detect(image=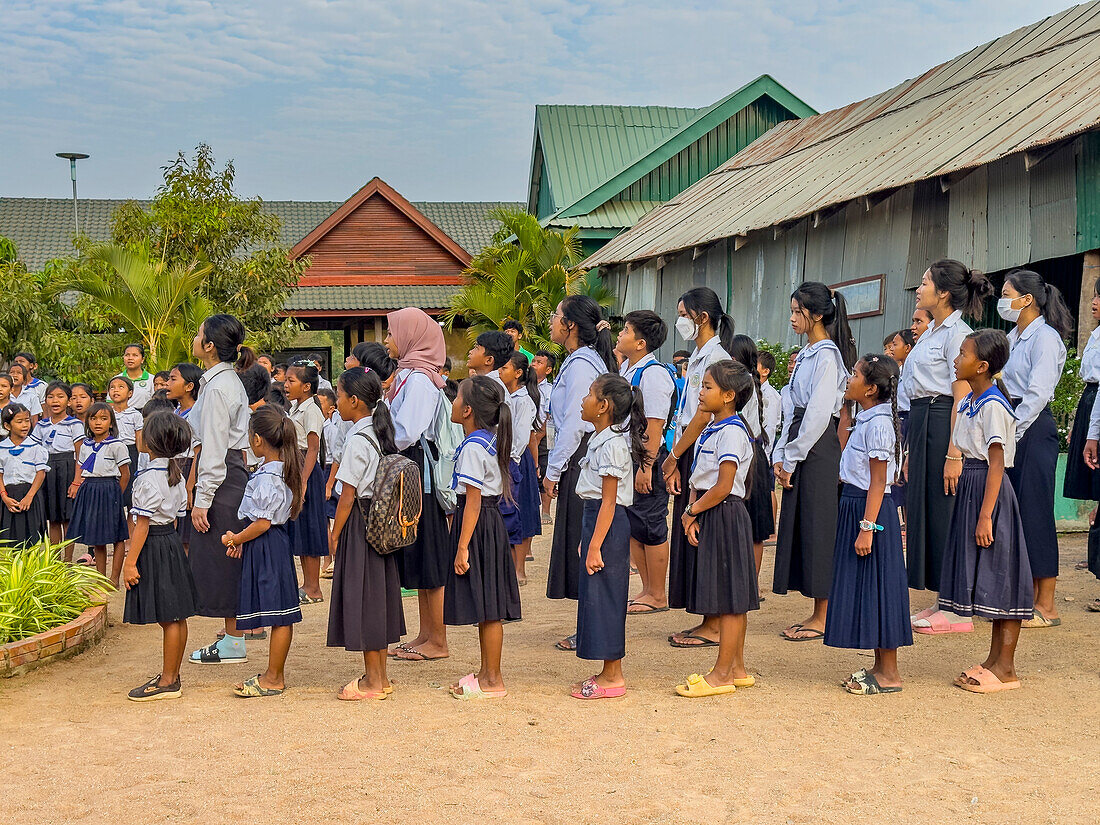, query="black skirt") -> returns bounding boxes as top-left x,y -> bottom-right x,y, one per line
905,396 -> 956,591
746,439 -> 775,543
290,457 -> 328,557
44,451 -> 75,523
444,494 -> 521,625
576,500 -> 631,661
0,482 -> 46,546
69,477 -> 128,546
689,495 -> 759,616
175,457 -> 193,545
396,441 -> 451,590
1005,404 -> 1059,579
123,525 -> 198,625
773,409 -> 840,599
237,523 -> 302,630
546,434 -> 591,601
327,500 -> 406,650
938,460 -> 1034,620
667,449 -> 696,609
1064,383 -> 1100,500
824,485 -> 913,650
123,443 -> 139,508
188,449 -> 248,618
625,444 -> 670,546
